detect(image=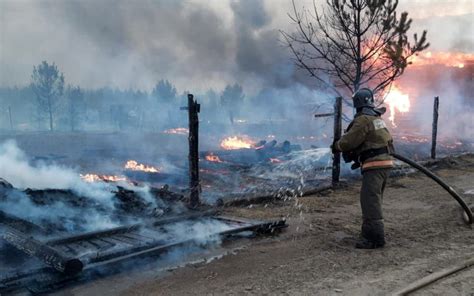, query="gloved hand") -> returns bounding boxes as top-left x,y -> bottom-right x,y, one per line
330,141 -> 340,154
